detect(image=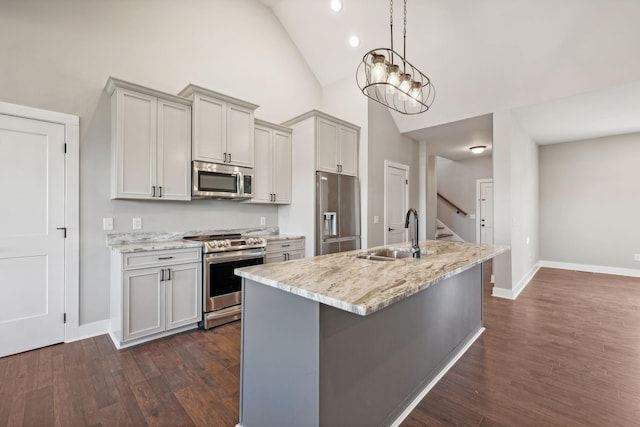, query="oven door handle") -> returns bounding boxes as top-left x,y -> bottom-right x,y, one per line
205,253 -> 264,264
